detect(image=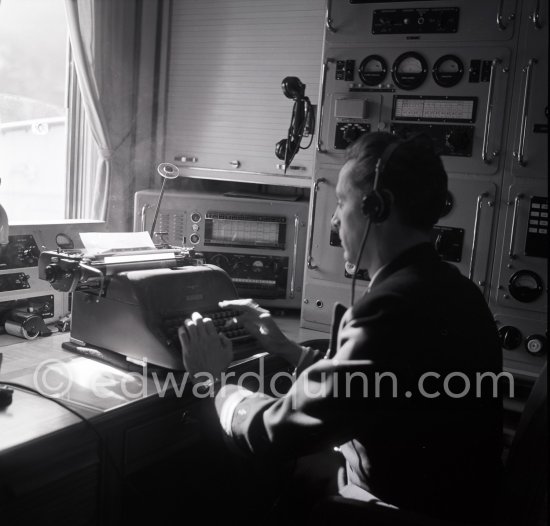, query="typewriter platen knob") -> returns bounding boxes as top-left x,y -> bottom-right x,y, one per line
44,264 -> 59,282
